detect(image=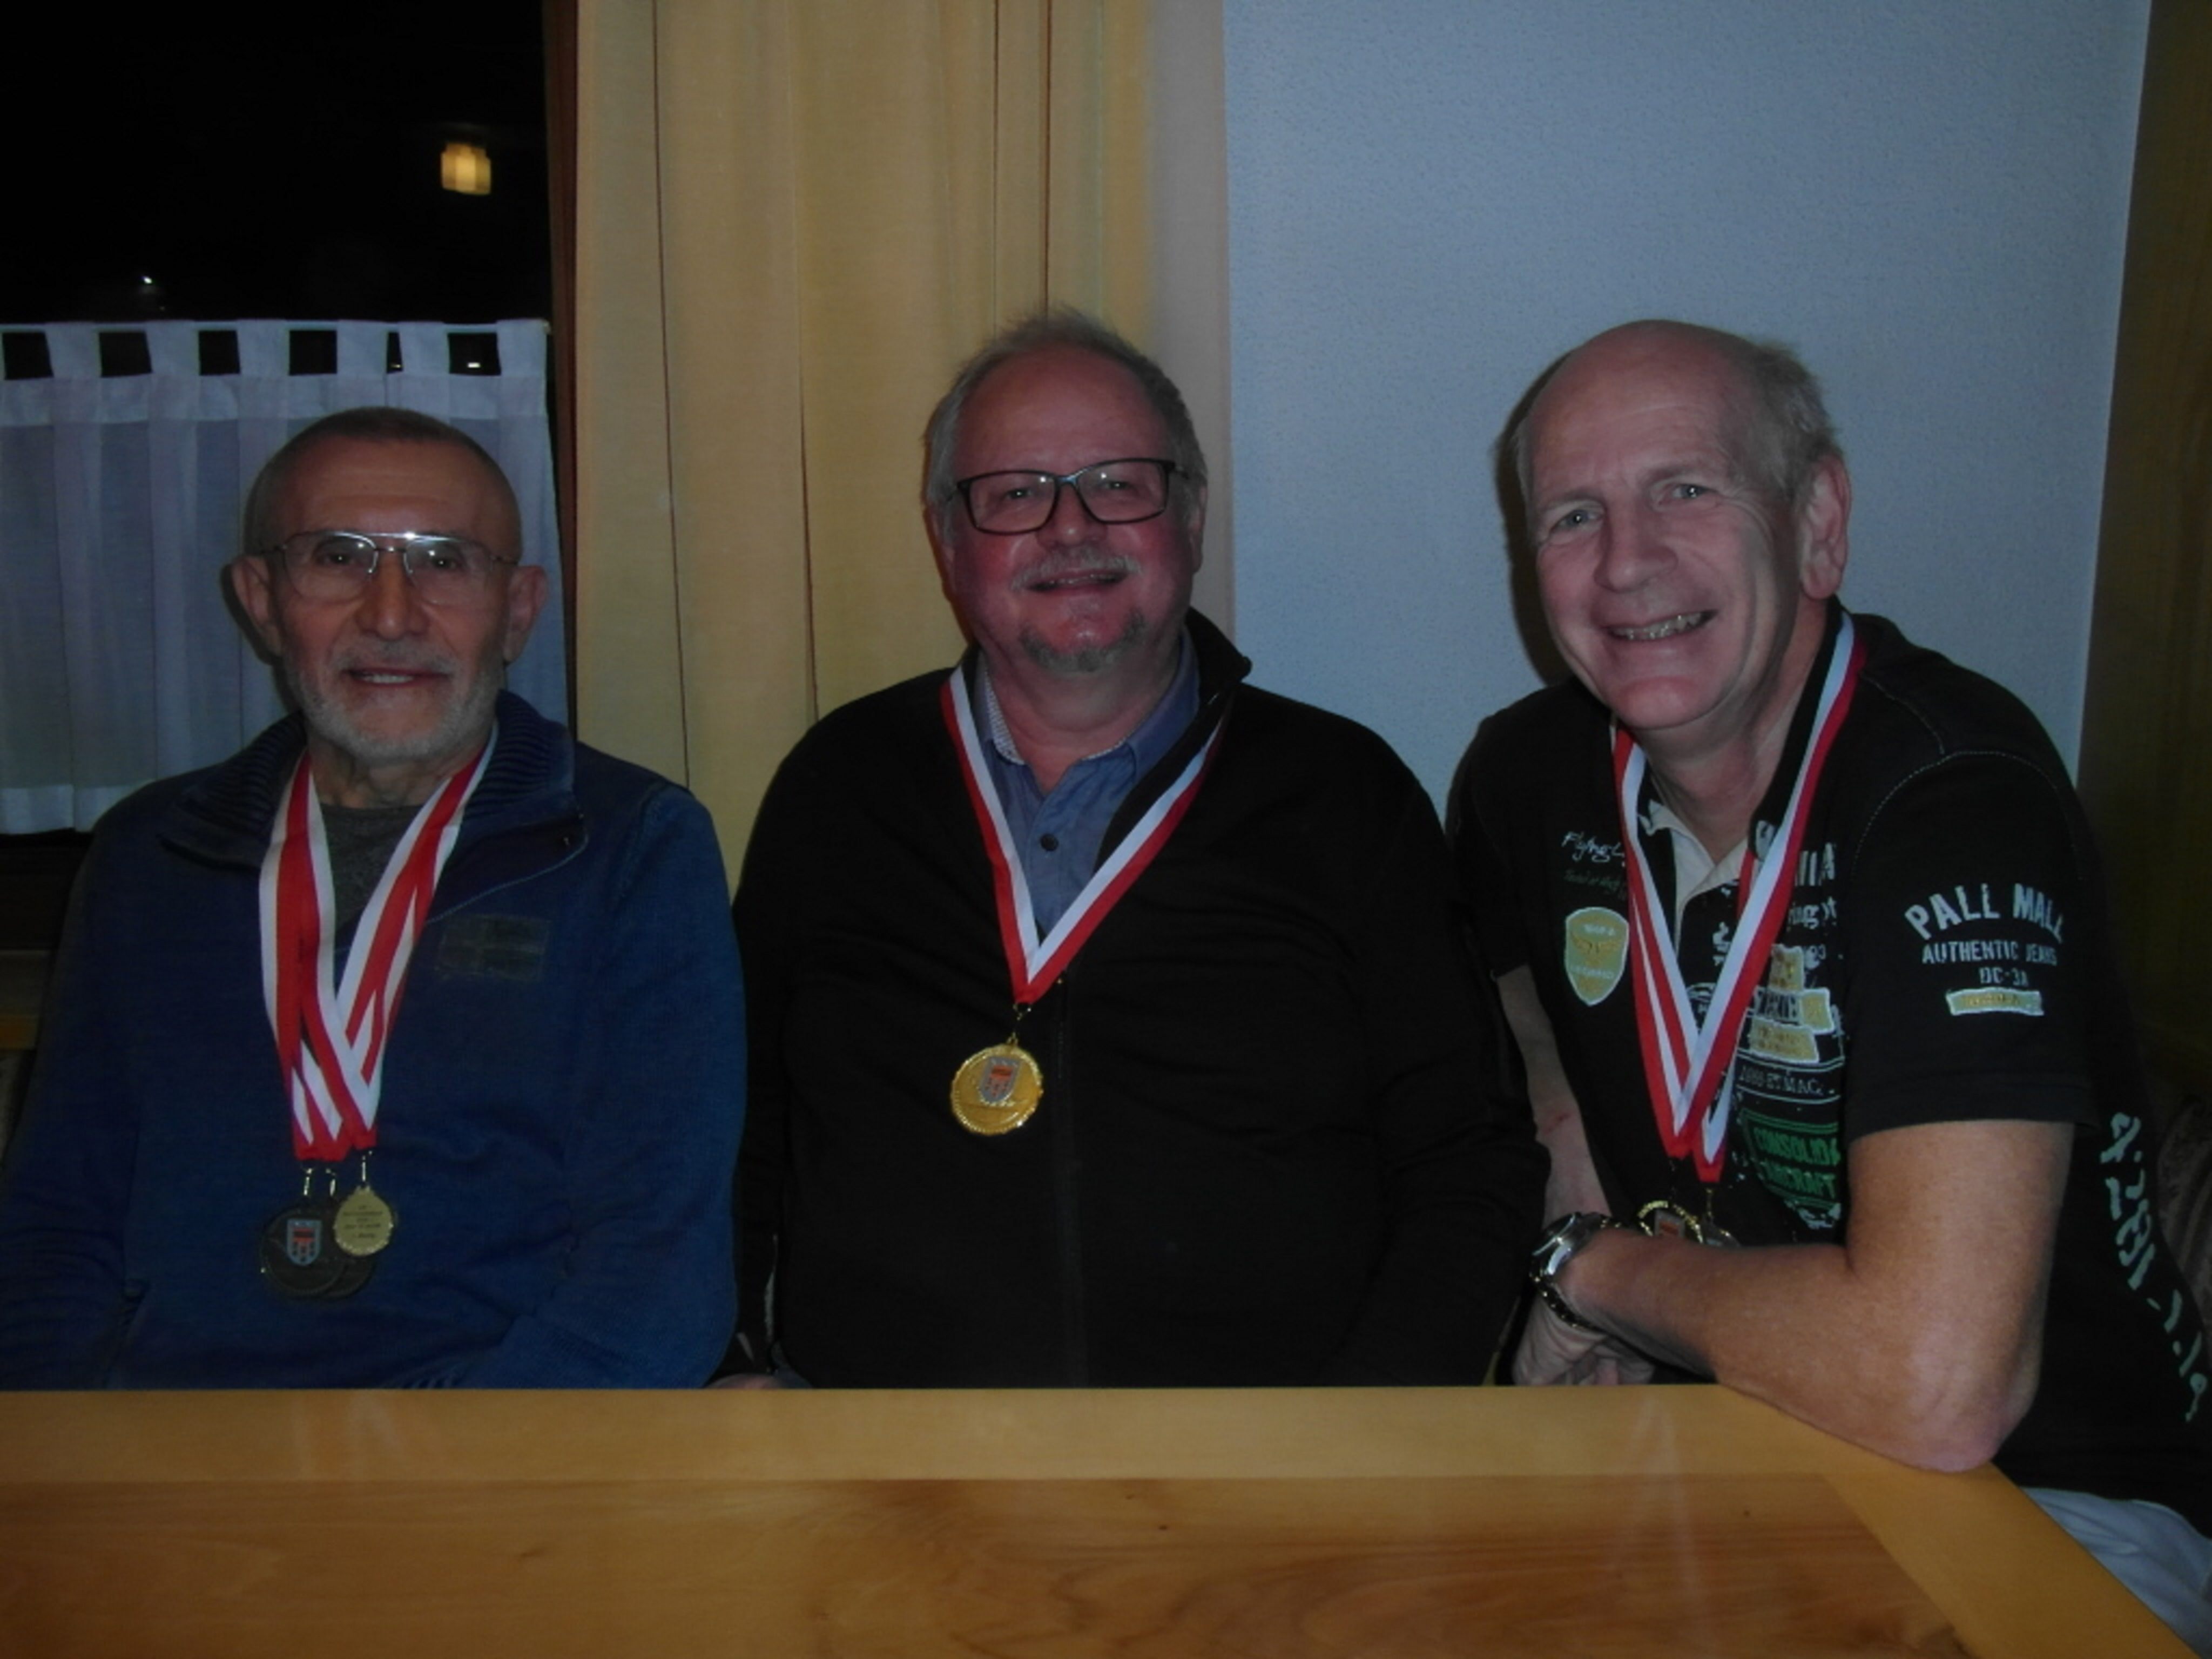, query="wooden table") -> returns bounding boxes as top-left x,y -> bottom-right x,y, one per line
0,1386 -> 2184,1657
